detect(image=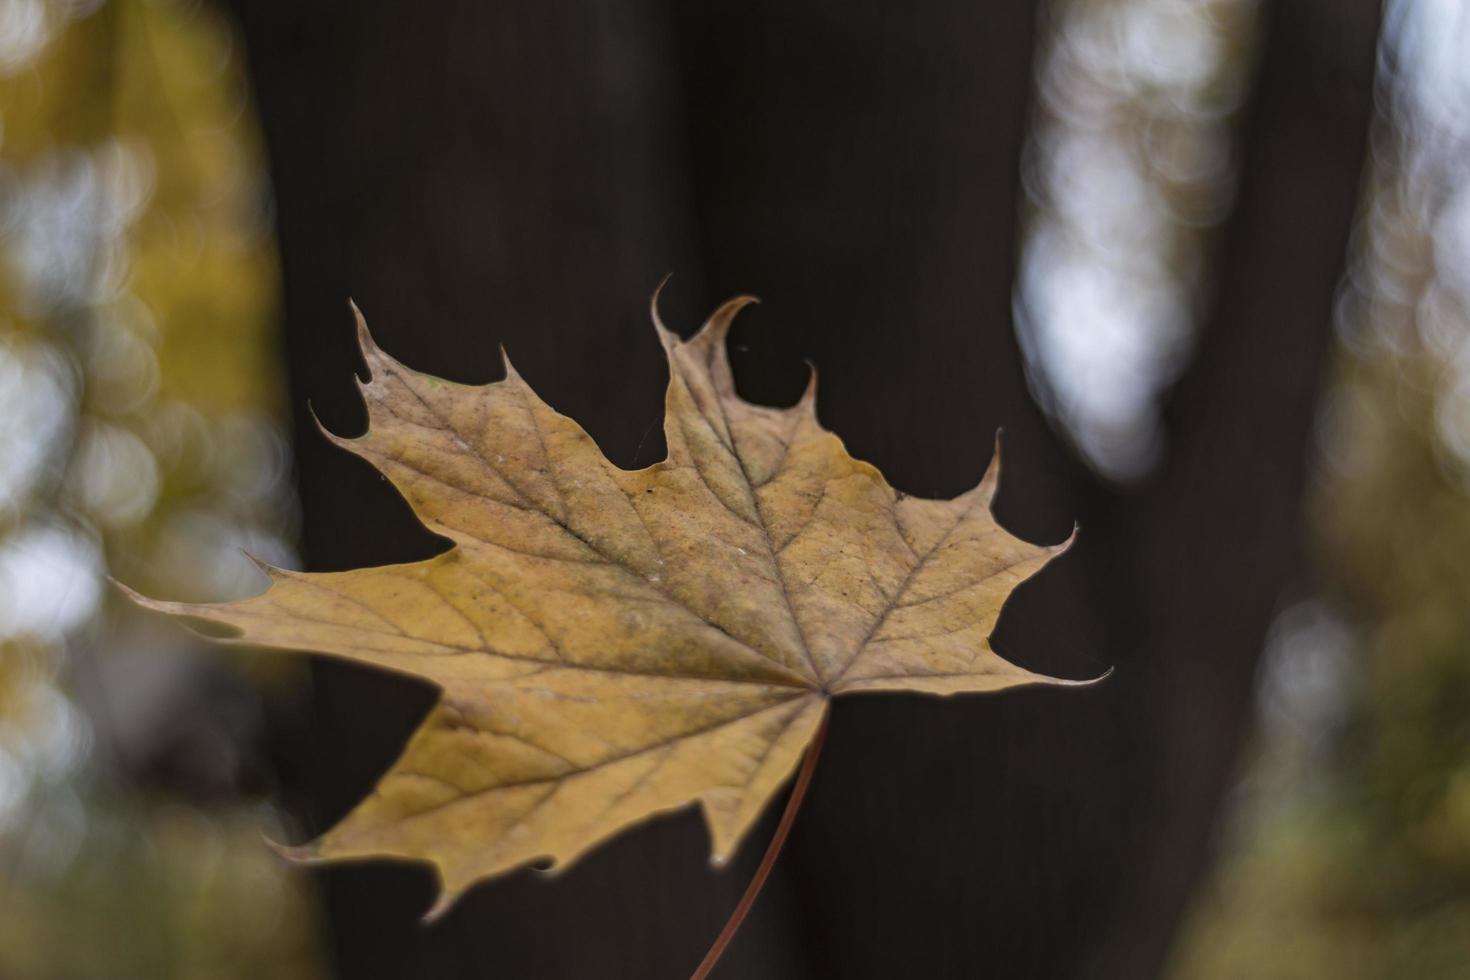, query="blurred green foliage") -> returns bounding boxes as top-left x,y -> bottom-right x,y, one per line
1168,11 -> 1470,970
1167,344 -> 1470,976
0,800 -> 319,980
